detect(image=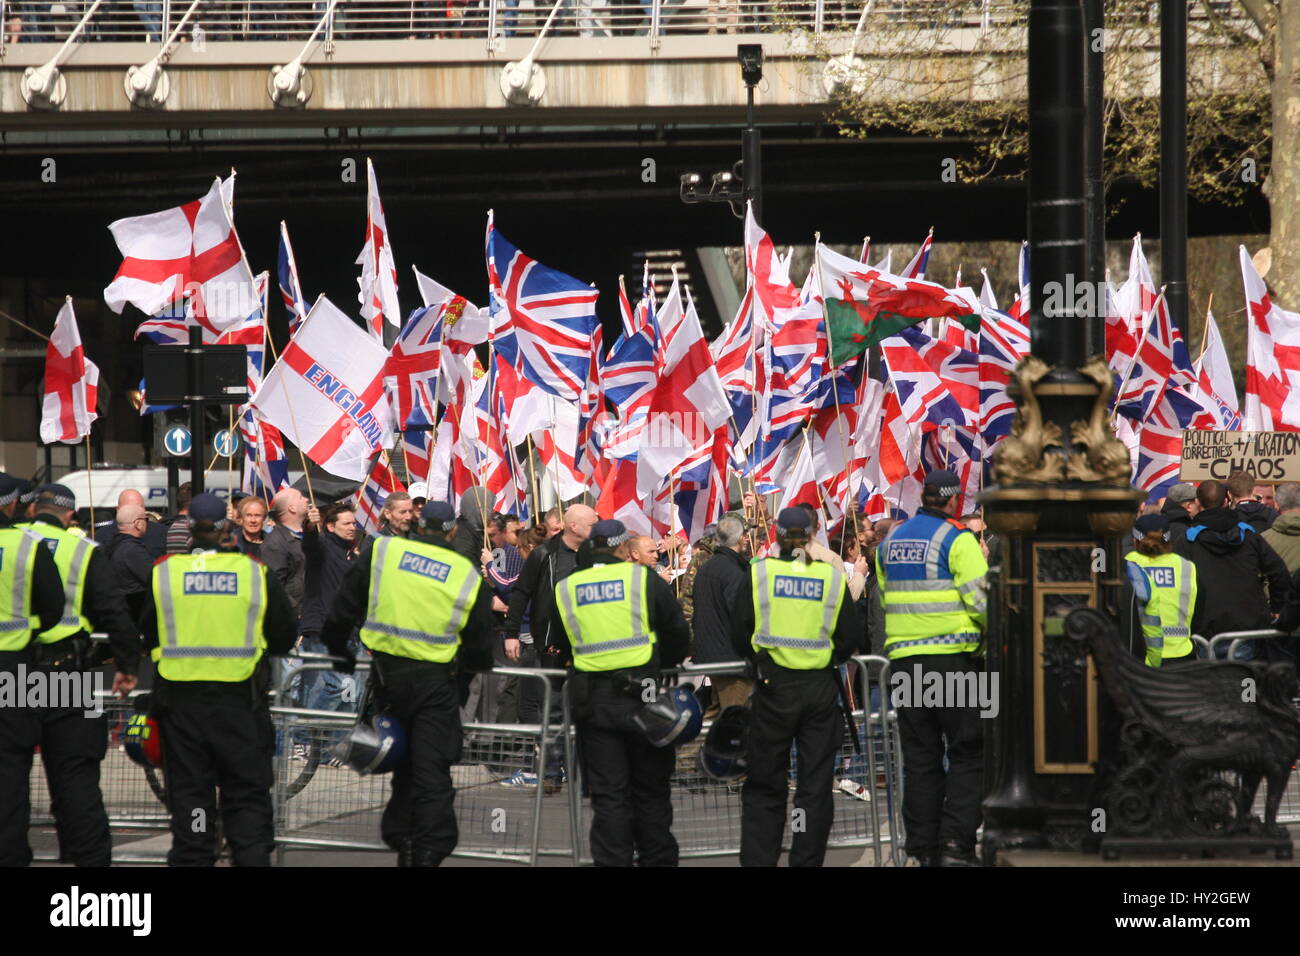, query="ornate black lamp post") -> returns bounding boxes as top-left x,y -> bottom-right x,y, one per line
978,0 -> 1145,861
